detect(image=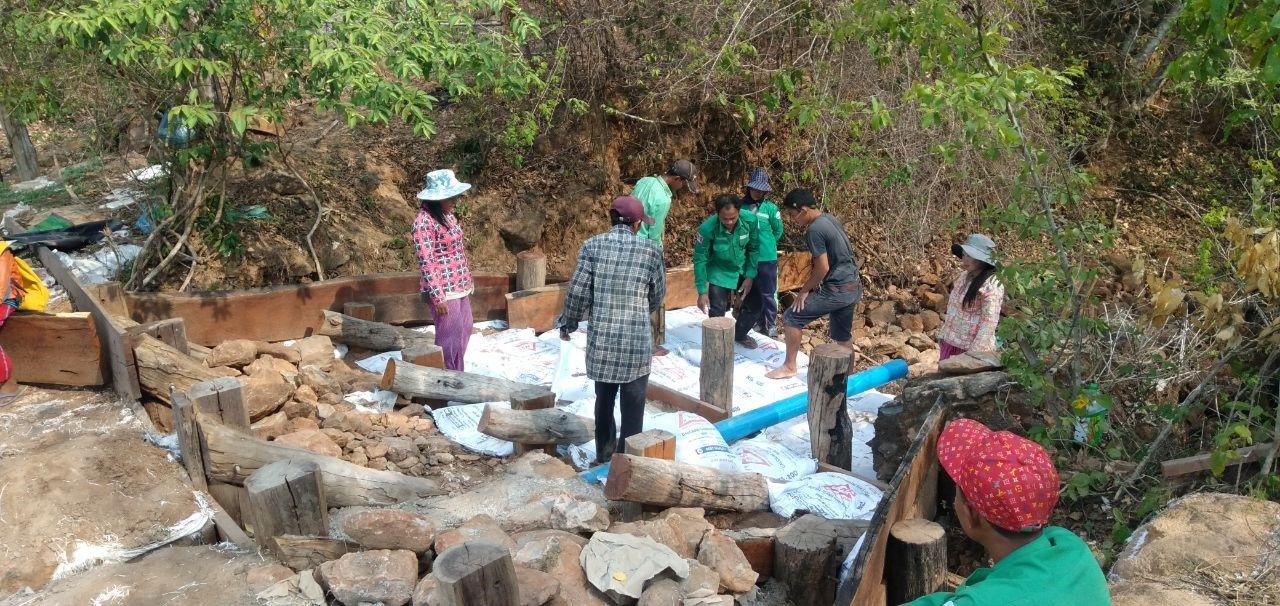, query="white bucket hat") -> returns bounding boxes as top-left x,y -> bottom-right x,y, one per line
416,169 -> 471,201
952,233 -> 996,265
